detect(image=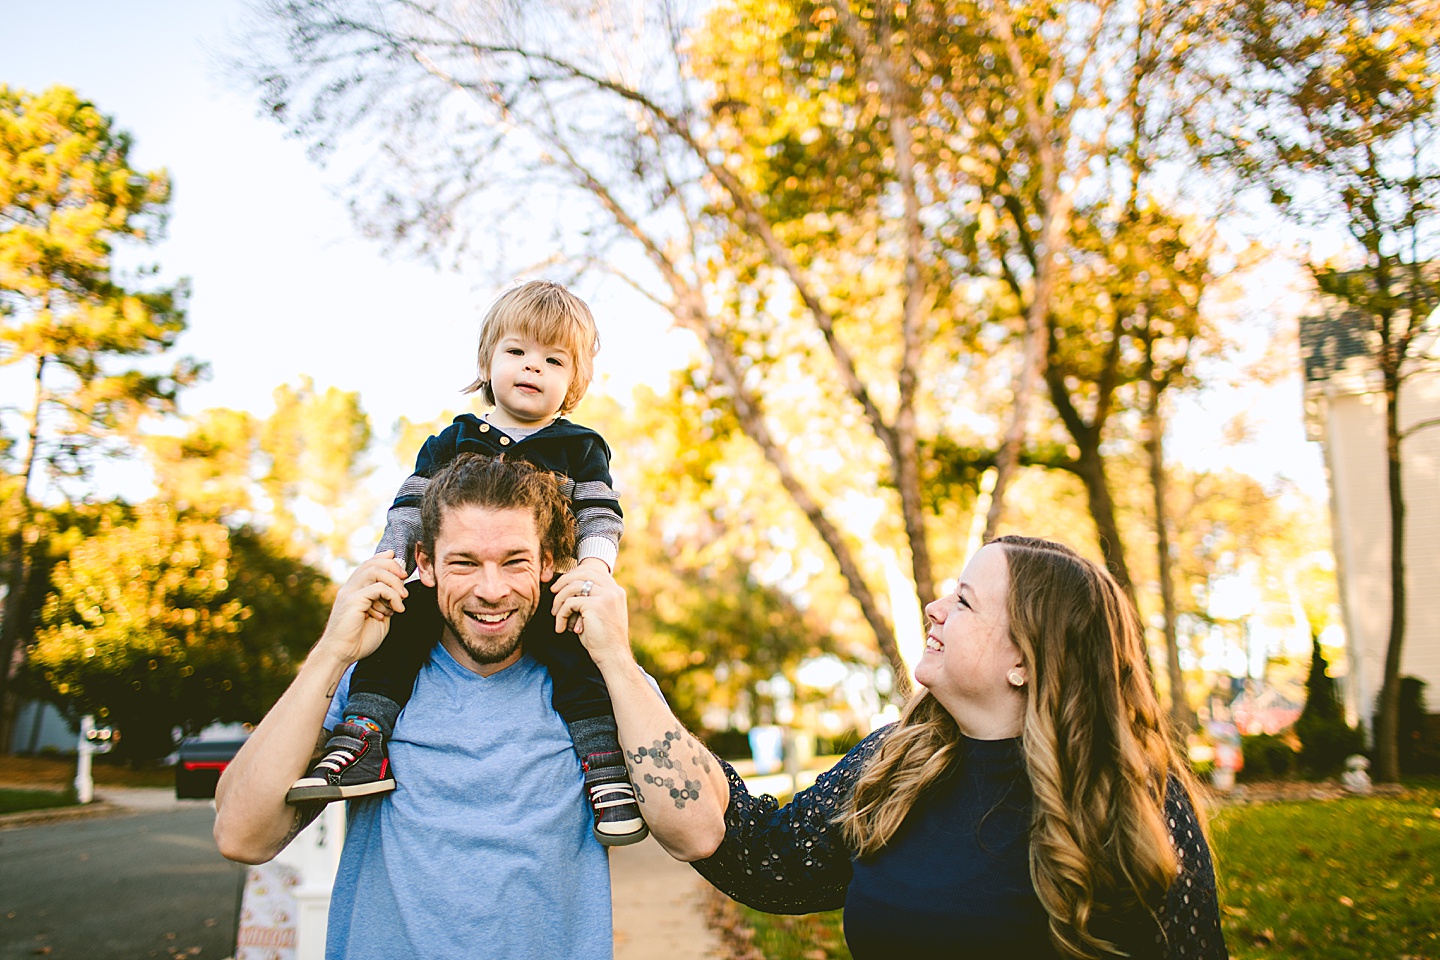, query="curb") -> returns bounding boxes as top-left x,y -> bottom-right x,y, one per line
0,799 -> 123,831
